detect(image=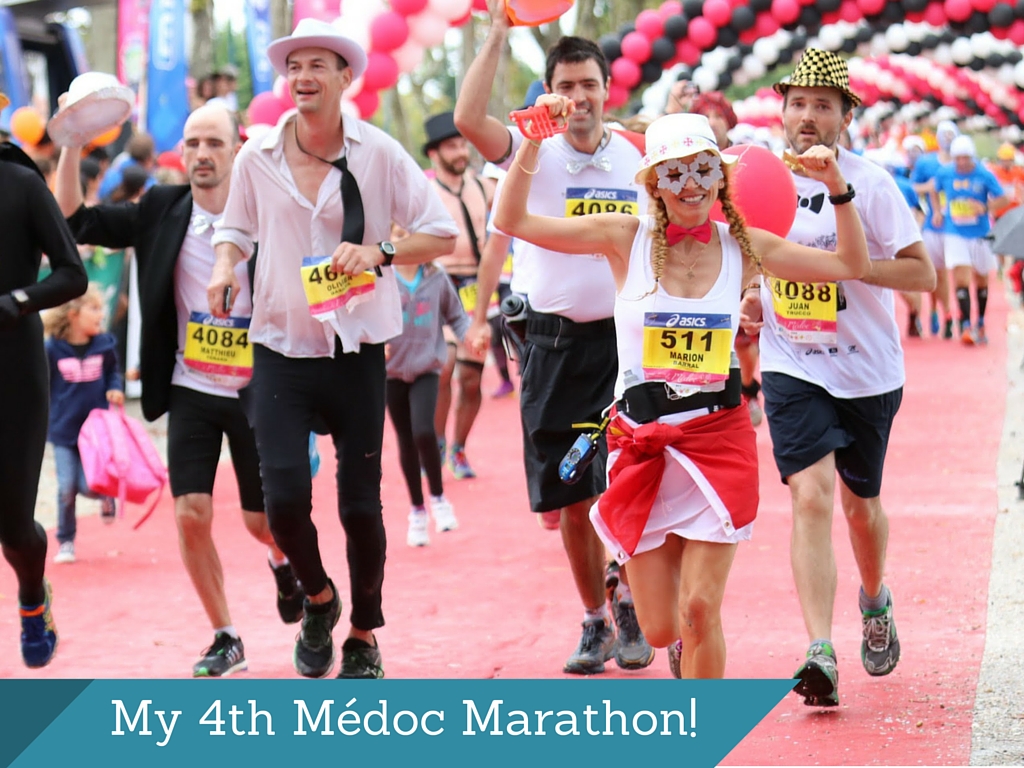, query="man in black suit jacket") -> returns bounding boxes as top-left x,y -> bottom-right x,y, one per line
54,104 -> 301,677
